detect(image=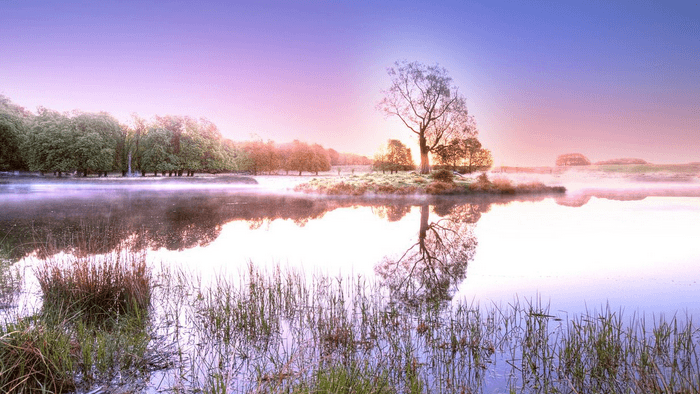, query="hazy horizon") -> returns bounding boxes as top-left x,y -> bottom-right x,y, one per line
2,0 -> 697,167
